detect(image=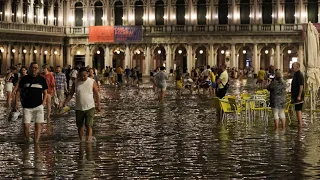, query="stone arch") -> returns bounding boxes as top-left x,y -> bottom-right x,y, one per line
90,0 -> 105,6
110,0 -> 125,5
71,45 -> 86,55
